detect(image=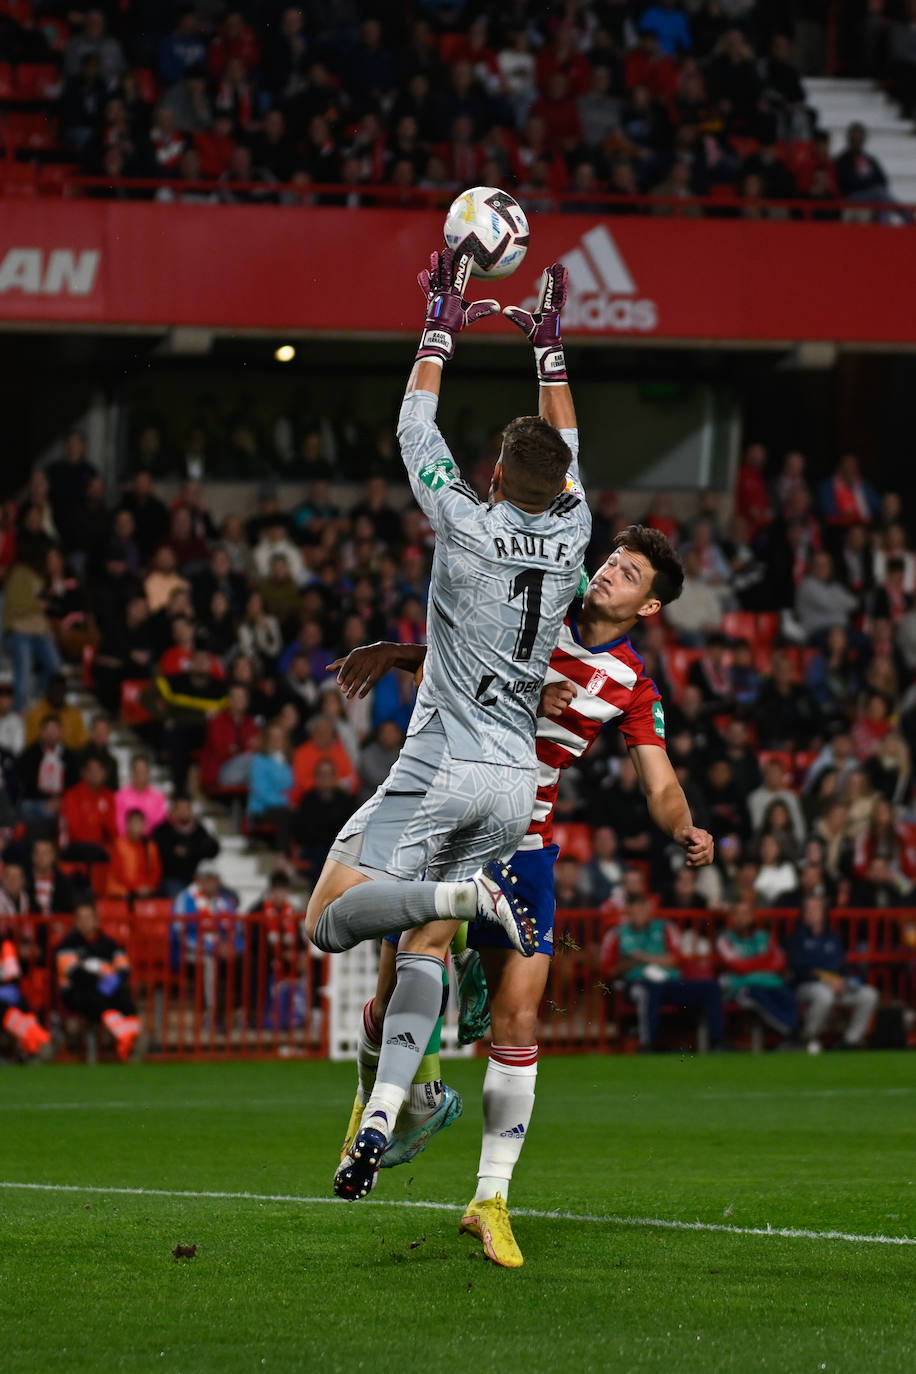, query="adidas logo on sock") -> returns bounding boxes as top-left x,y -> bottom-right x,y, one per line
385,1031 -> 419,1050
499,1123 -> 526,1138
